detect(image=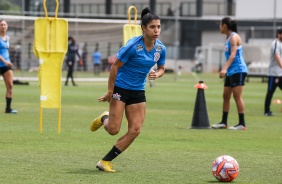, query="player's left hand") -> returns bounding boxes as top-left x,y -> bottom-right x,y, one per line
98,92 -> 112,102
79,59 -> 83,65
219,69 -> 226,78
148,70 -> 158,80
